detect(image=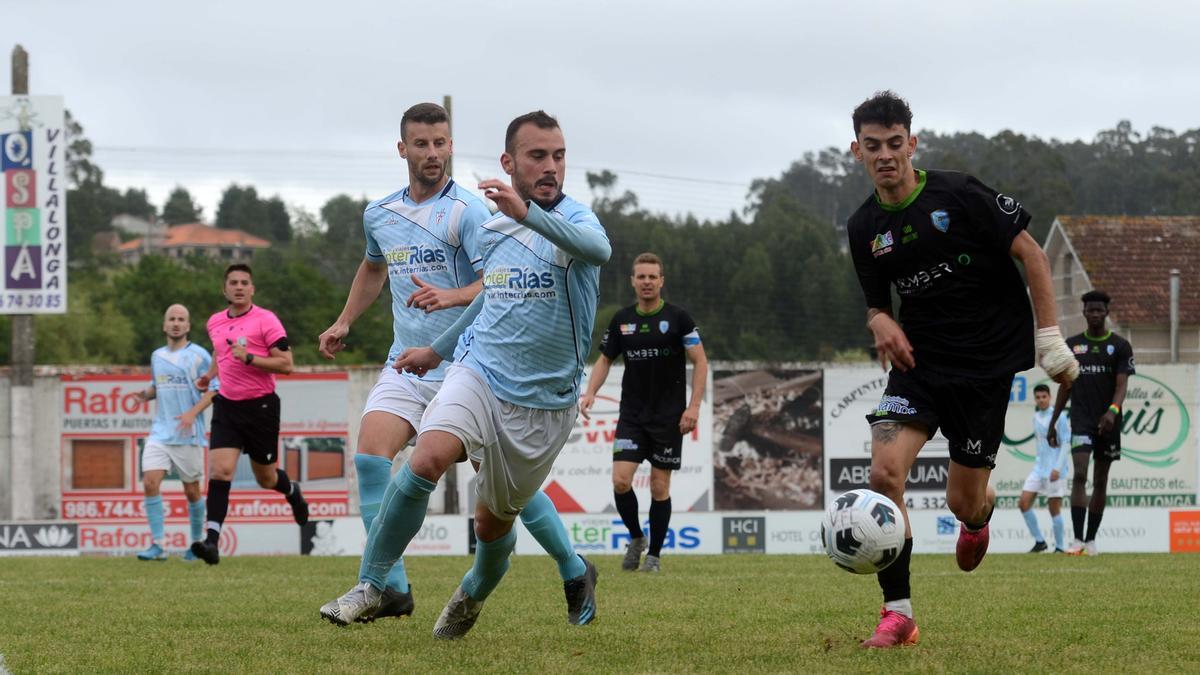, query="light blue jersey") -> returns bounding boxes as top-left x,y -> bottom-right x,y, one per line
1032,407 -> 1071,480
149,343 -> 213,446
364,179 -> 491,380
453,195 -> 609,410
